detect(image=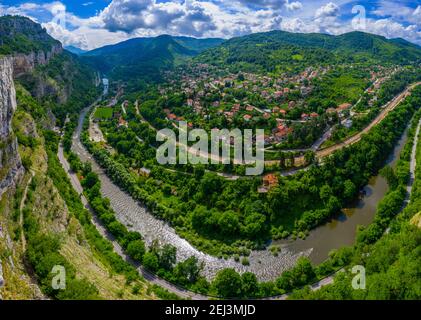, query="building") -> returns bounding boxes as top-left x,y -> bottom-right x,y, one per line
118,117 -> 128,128
258,174 -> 279,193
243,114 -> 252,121
288,101 -> 296,109
336,103 -> 352,117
